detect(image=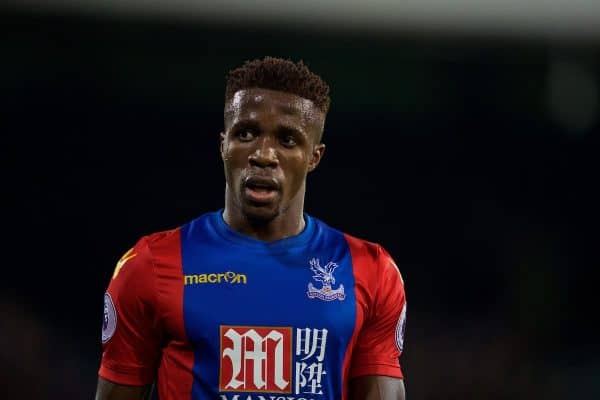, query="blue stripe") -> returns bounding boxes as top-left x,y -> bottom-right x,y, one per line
181,211 -> 357,399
